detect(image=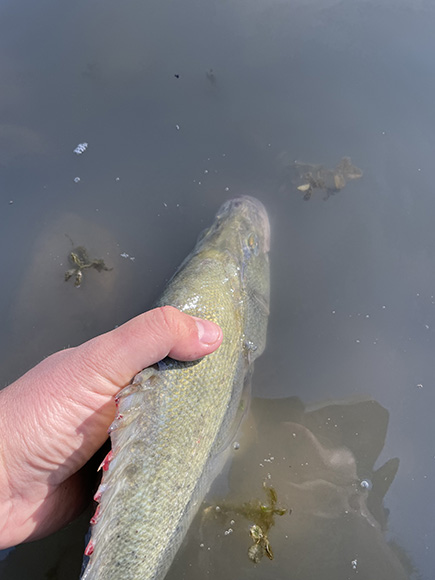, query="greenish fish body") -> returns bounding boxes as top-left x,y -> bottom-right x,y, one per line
81,196 -> 270,579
